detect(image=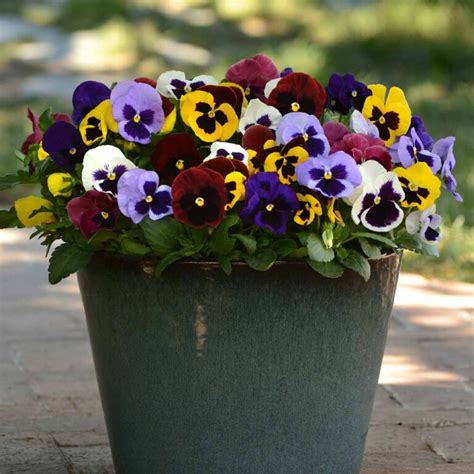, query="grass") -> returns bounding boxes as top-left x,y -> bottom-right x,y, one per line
0,0 -> 472,280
